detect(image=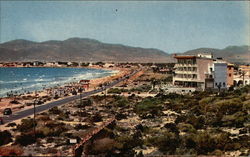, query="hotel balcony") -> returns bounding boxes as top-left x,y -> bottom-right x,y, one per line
175,70 -> 197,74
173,77 -> 198,82
174,63 -> 197,68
